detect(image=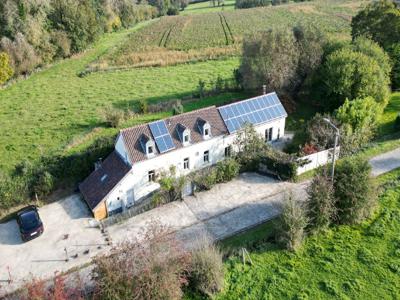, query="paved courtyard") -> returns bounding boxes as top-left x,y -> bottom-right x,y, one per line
1,147 -> 400,296
0,195 -> 108,295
